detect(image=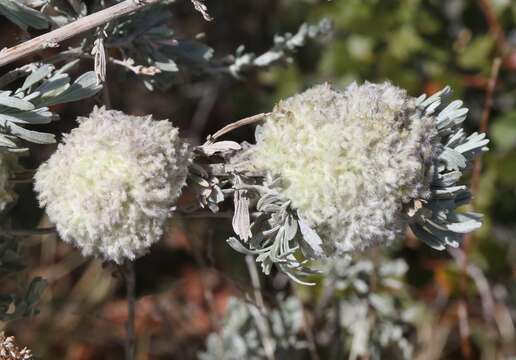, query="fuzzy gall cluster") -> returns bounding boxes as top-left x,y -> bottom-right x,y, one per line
242,82 -> 487,259
249,82 -> 438,255
34,107 -> 191,263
